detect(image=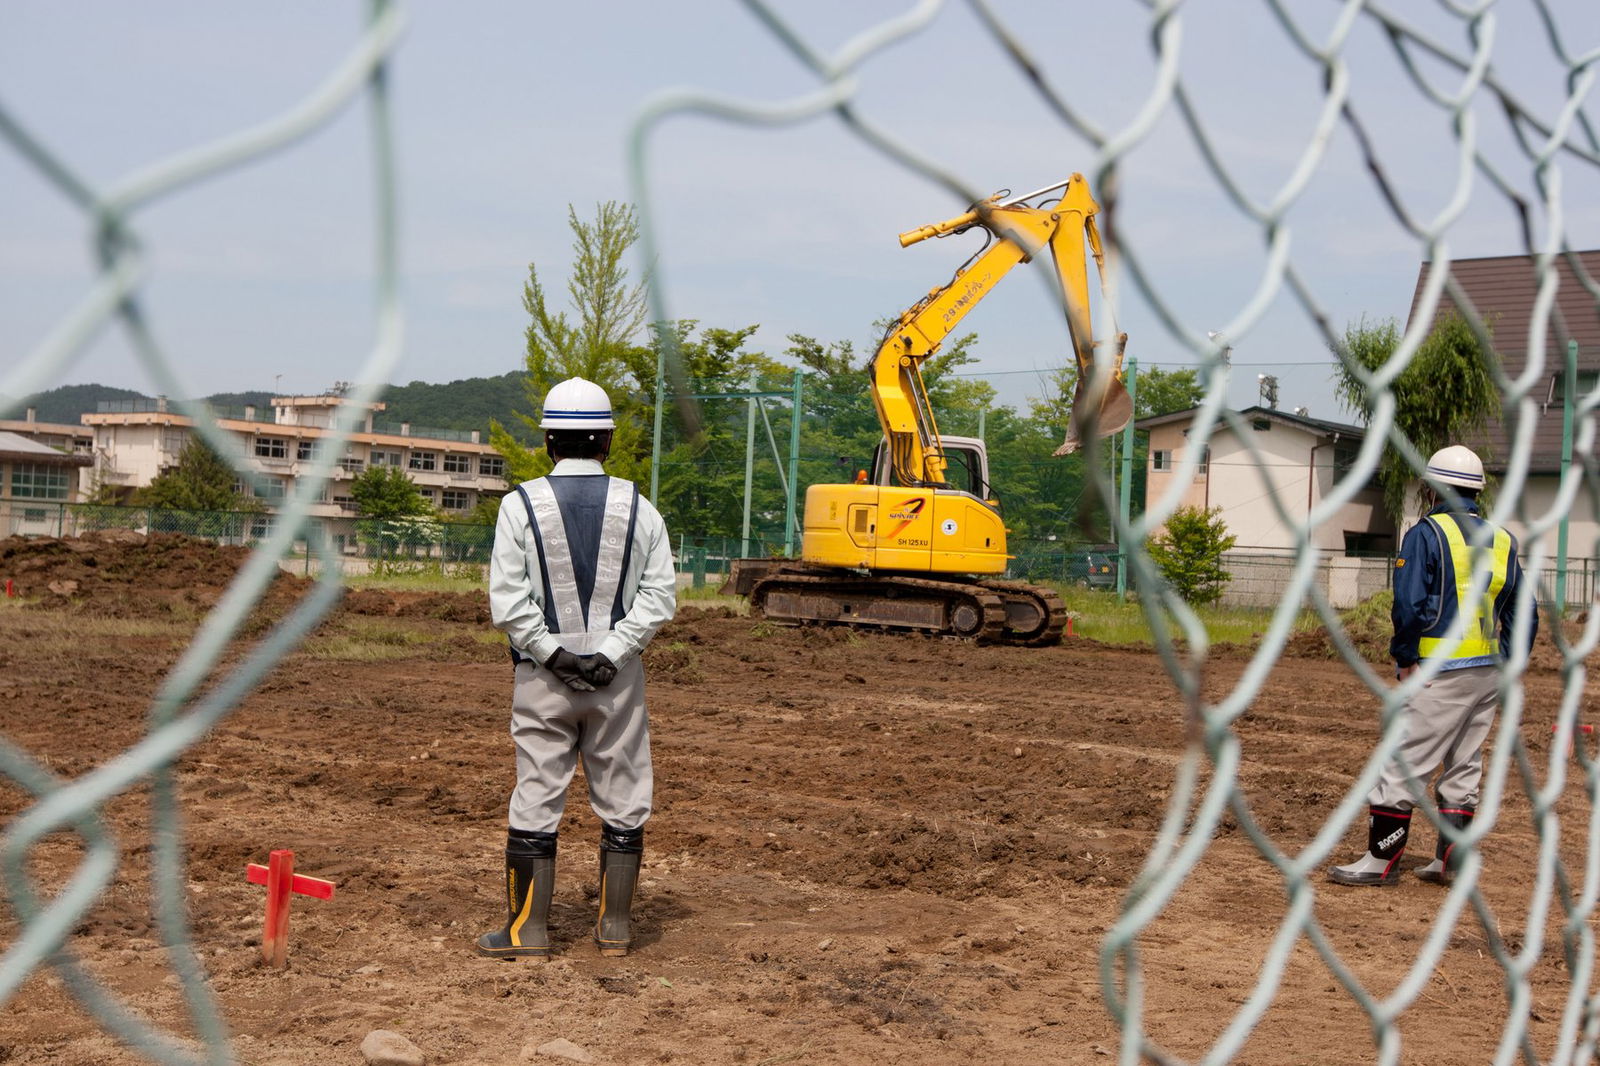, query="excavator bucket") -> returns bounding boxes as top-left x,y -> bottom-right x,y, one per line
1054,336 -> 1133,456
